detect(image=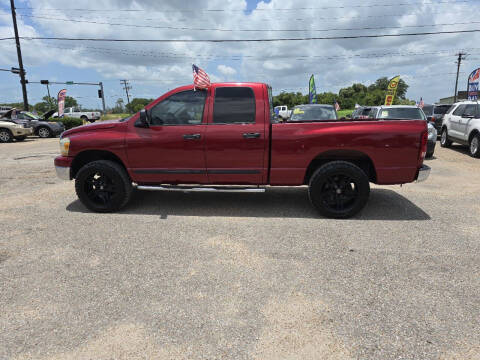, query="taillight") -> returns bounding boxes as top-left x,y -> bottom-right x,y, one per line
418,130 -> 428,167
